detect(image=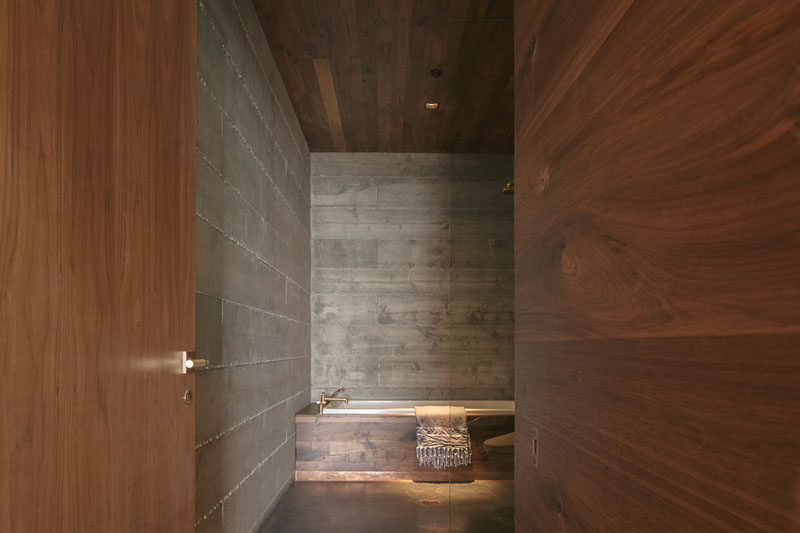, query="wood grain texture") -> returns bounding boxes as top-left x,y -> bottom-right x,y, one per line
516,335 -> 800,531
313,58 -> 347,151
515,0 -> 800,341
252,0 -> 513,153
0,1 -> 196,531
514,0 -> 800,531
295,410 -> 514,481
